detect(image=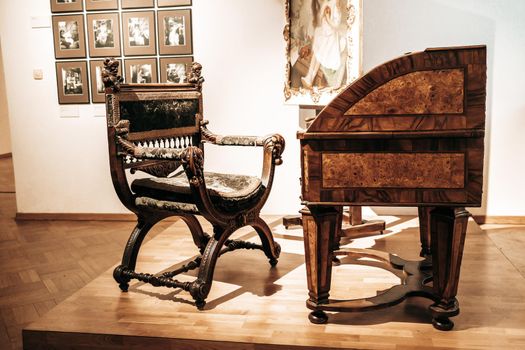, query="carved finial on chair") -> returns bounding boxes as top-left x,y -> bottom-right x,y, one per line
103,58 -> 123,93
181,146 -> 205,186
188,62 -> 205,91
264,134 -> 285,166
